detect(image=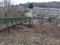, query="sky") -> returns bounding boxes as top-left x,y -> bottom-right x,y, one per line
11,0 -> 60,4
0,0 -> 60,5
